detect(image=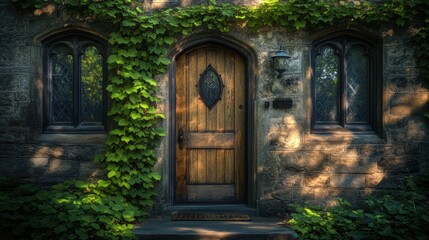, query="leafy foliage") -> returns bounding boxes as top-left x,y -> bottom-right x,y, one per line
12,0 -> 429,235
288,176 -> 429,240
0,178 -> 140,240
